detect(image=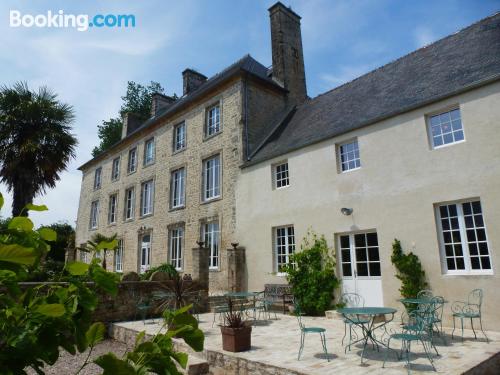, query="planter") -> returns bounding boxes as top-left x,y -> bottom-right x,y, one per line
220,325 -> 252,352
